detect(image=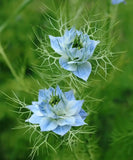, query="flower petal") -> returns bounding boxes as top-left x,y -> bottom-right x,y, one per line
63,27 -> 76,44
66,100 -> 84,116
53,125 -> 71,136
112,0 -> 125,4
38,89 -> 51,102
56,85 -> 63,97
65,90 -> 75,100
79,109 -> 88,120
27,104 -> 43,116
72,62 -> 92,81
89,40 -> 100,57
49,35 -> 64,55
48,87 -> 55,95
68,48 -> 84,62
72,115 -> 86,126
57,117 -> 75,126
45,104 -> 55,117
53,100 -> 67,115
39,103 -> 55,117
40,117 -> 57,131
76,30 -> 83,36
38,89 -> 46,102
38,101 -> 47,115
26,114 -> 42,124
80,34 -> 99,59
59,56 -> 77,71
